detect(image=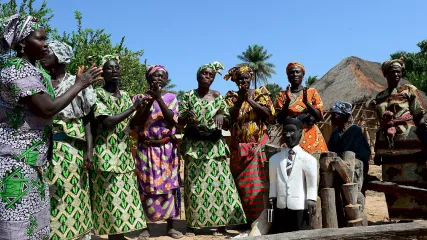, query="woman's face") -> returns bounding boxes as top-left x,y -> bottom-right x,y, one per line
103,60 -> 121,84
197,68 -> 215,88
148,70 -> 167,90
235,72 -> 251,92
22,28 -> 48,60
40,48 -> 57,72
287,66 -> 304,87
386,65 -> 402,89
331,112 -> 347,129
